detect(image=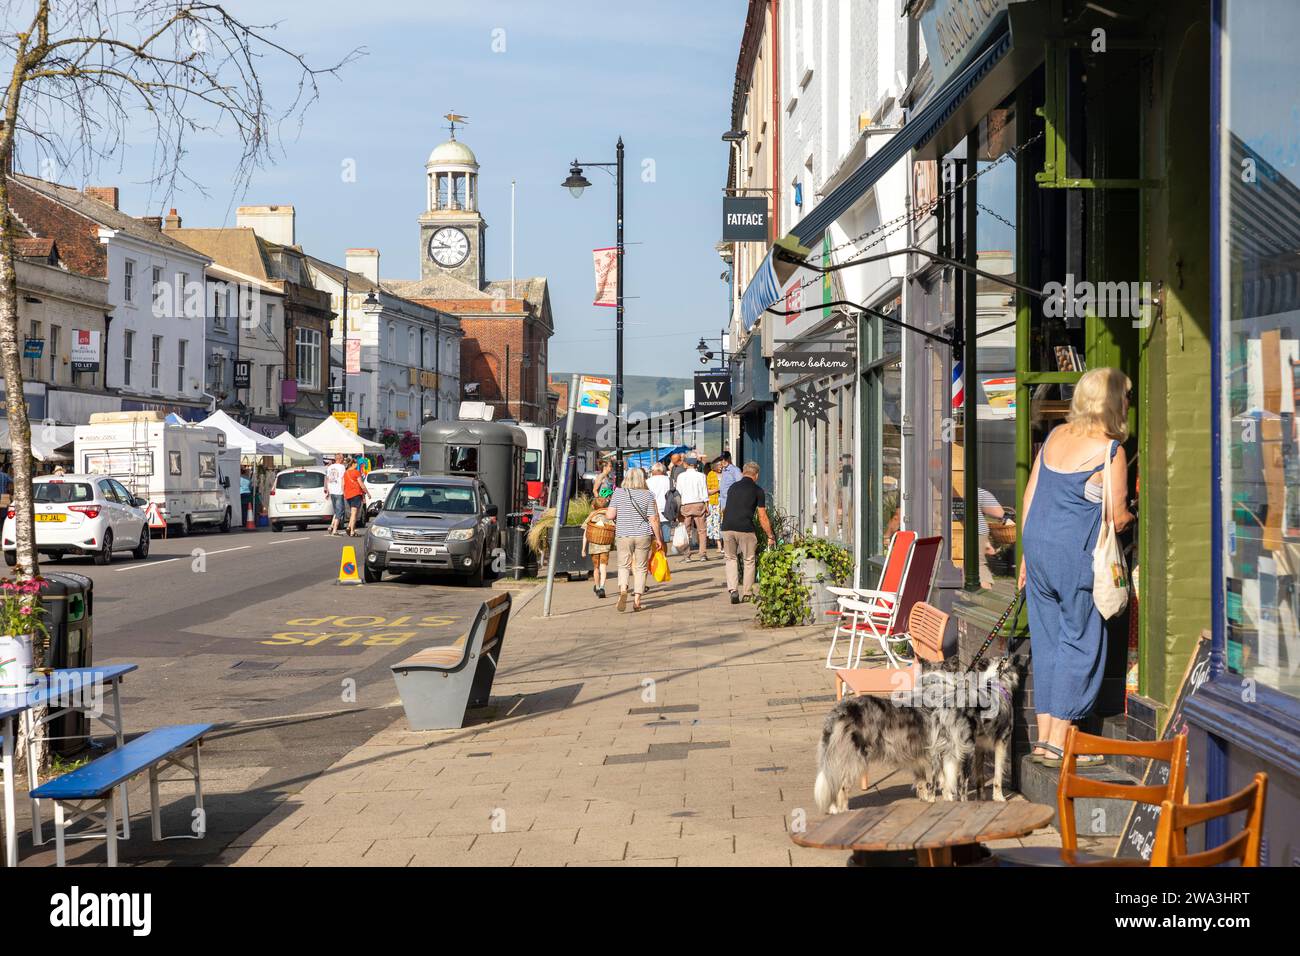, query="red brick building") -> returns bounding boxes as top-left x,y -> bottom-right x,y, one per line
386,129 -> 556,424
